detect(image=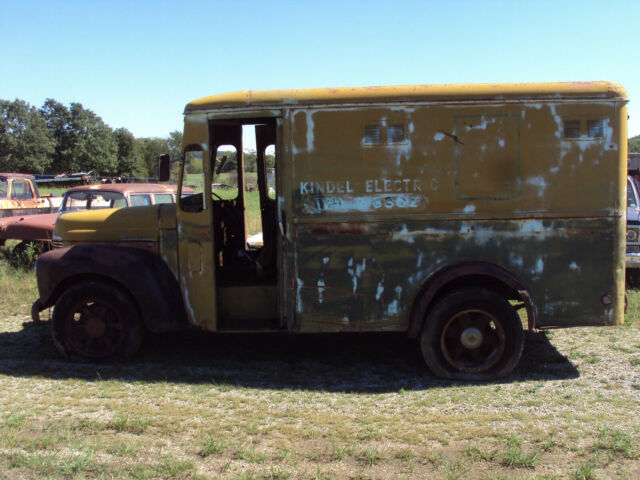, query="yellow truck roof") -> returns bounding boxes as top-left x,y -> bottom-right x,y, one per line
185,81 -> 627,113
